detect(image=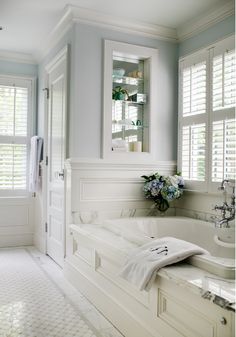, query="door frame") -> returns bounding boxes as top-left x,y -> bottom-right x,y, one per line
42,45 -> 69,260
